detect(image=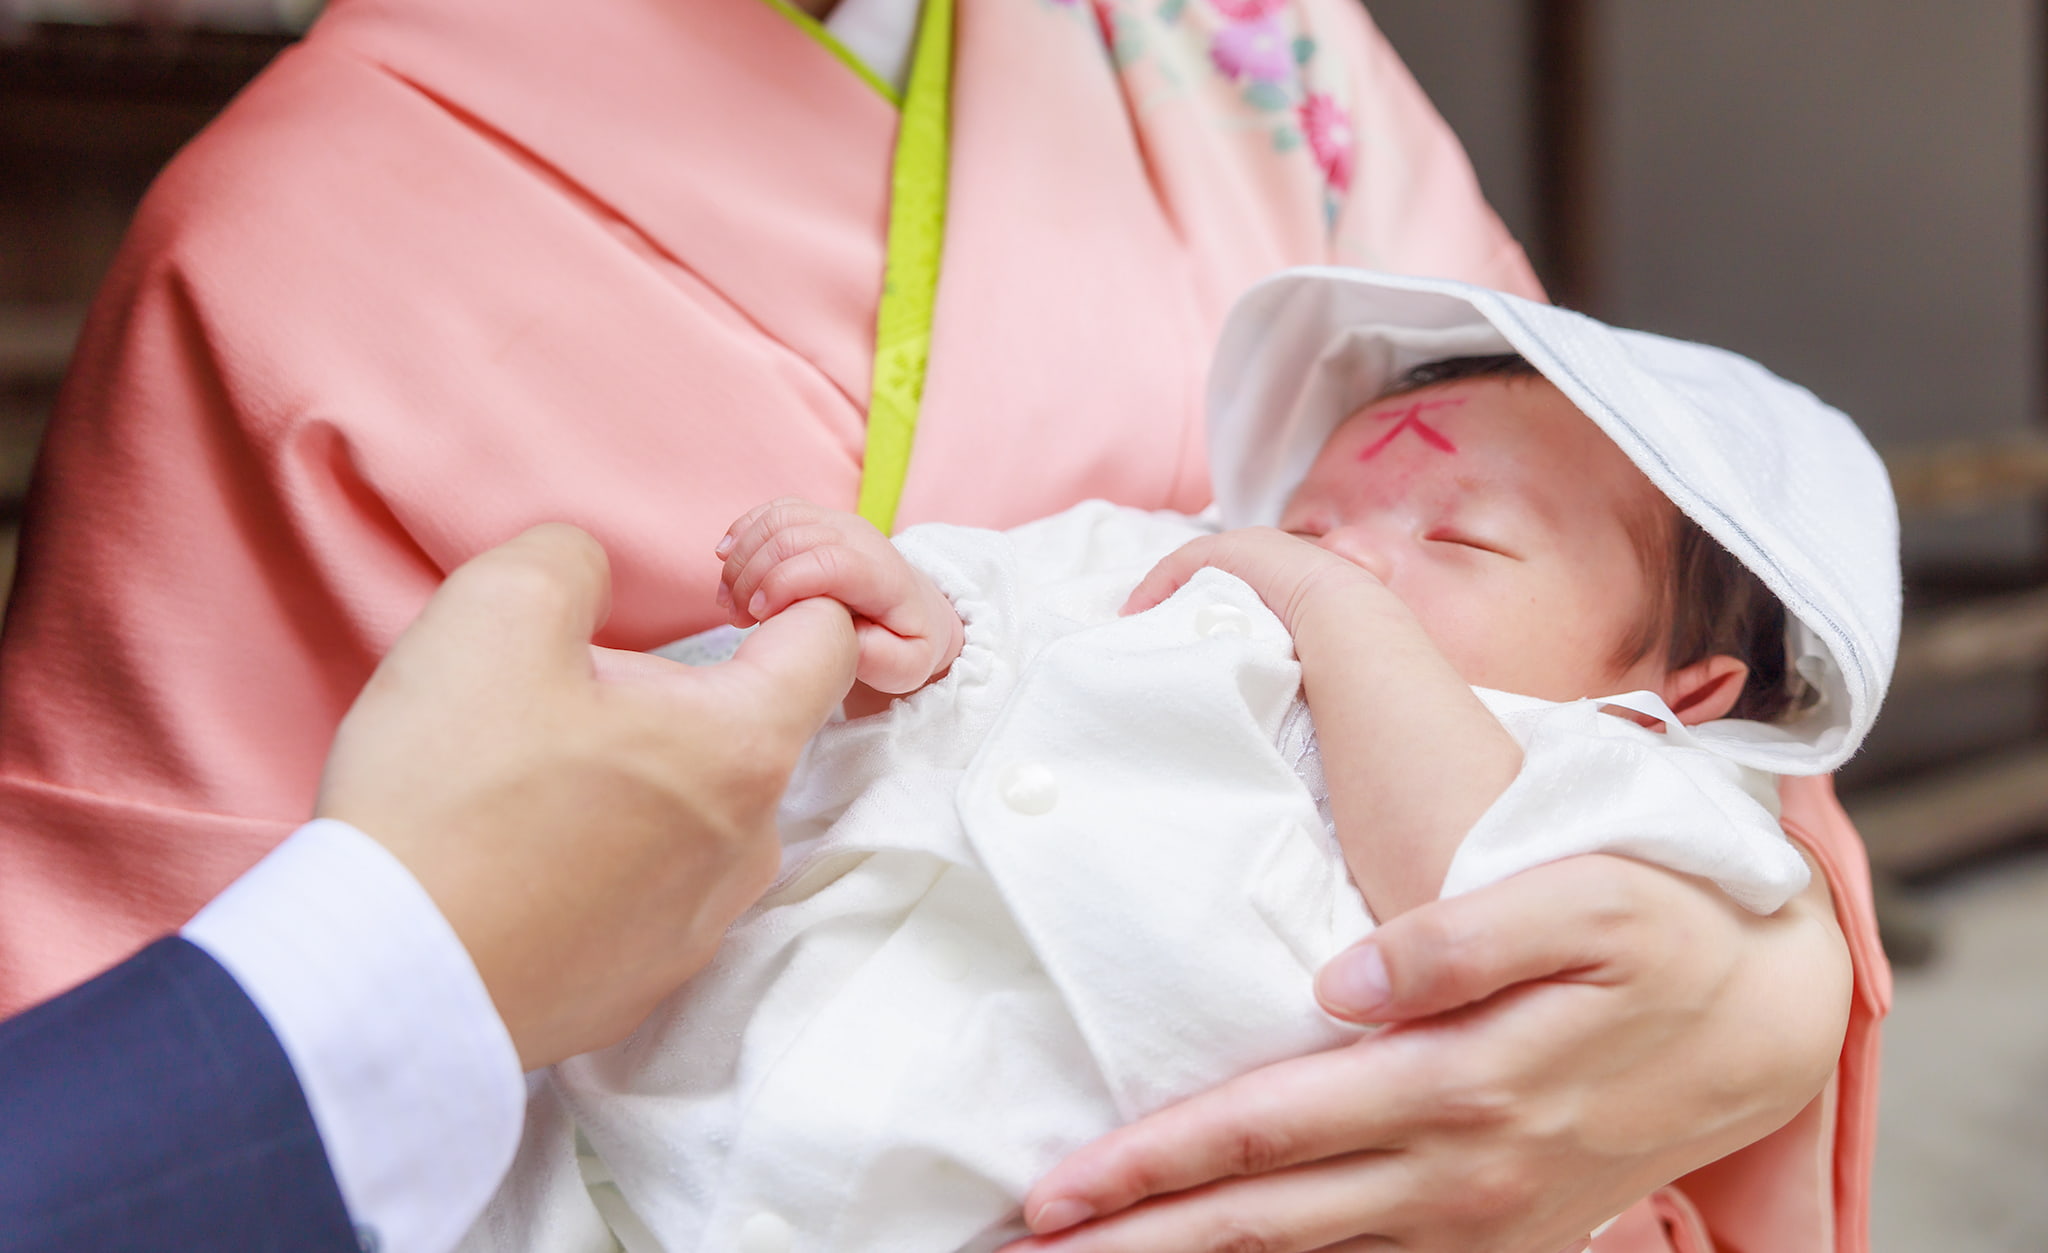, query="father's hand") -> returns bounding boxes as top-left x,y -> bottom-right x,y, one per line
315,524 -> 856,1069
